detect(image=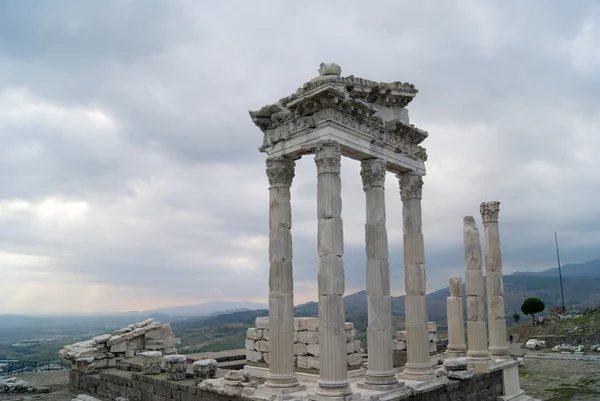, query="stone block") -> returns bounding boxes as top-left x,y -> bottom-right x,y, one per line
396,331 -> 407,341
297,355 -> 319,369
307,343 -> 320,357
345,329 -> 356,340
164,355 -> 187,381
294,318 -> 309,331
347,353 -> 362,366
127,337 -> 144,351
254,340 -> 269,353
246,328 -> 264,340
392,340 -> 406,351
428,322 -> 437,333
245,339 -> 255,351
263,352 -> 270,364
246,350 -> 263,363
110,342 -> 127,353
306,318 -> 319,331
141,351 -> 162,375
346,341 -> 354,354
93,334 -> 112,344
293,331 -> 298,343
429,342 -> 437,353
263,329 -> 269,341
192,359 -> 217,385
294,342 -> 308,356
163,347 -> 177,355
354,340 -> 361,351
344,322 -> 354,330
429,333 -> 438,342
255,317 -> 270,329
297,331 -> 319,344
